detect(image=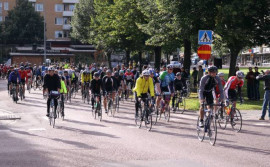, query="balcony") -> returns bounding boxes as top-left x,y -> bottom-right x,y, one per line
63,24 -> 71,30
63,11 -> 74,17
63,0 -> 79,3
